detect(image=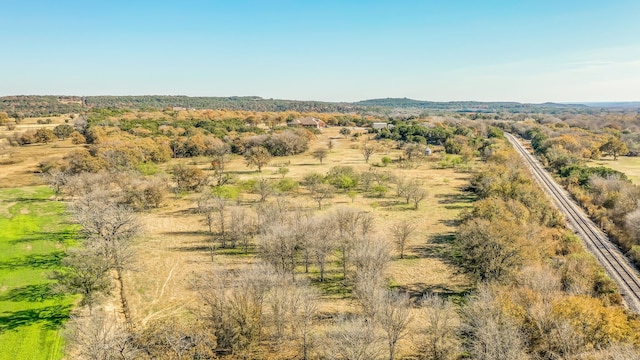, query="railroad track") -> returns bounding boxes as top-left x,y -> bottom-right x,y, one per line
505,133 -> 640,313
